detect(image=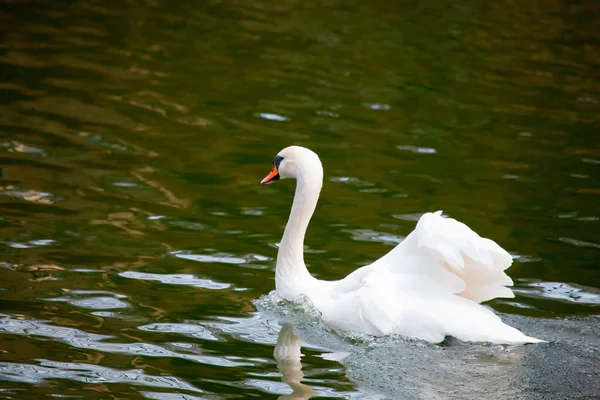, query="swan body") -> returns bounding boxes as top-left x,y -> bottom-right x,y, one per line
261,146 -> 543,345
